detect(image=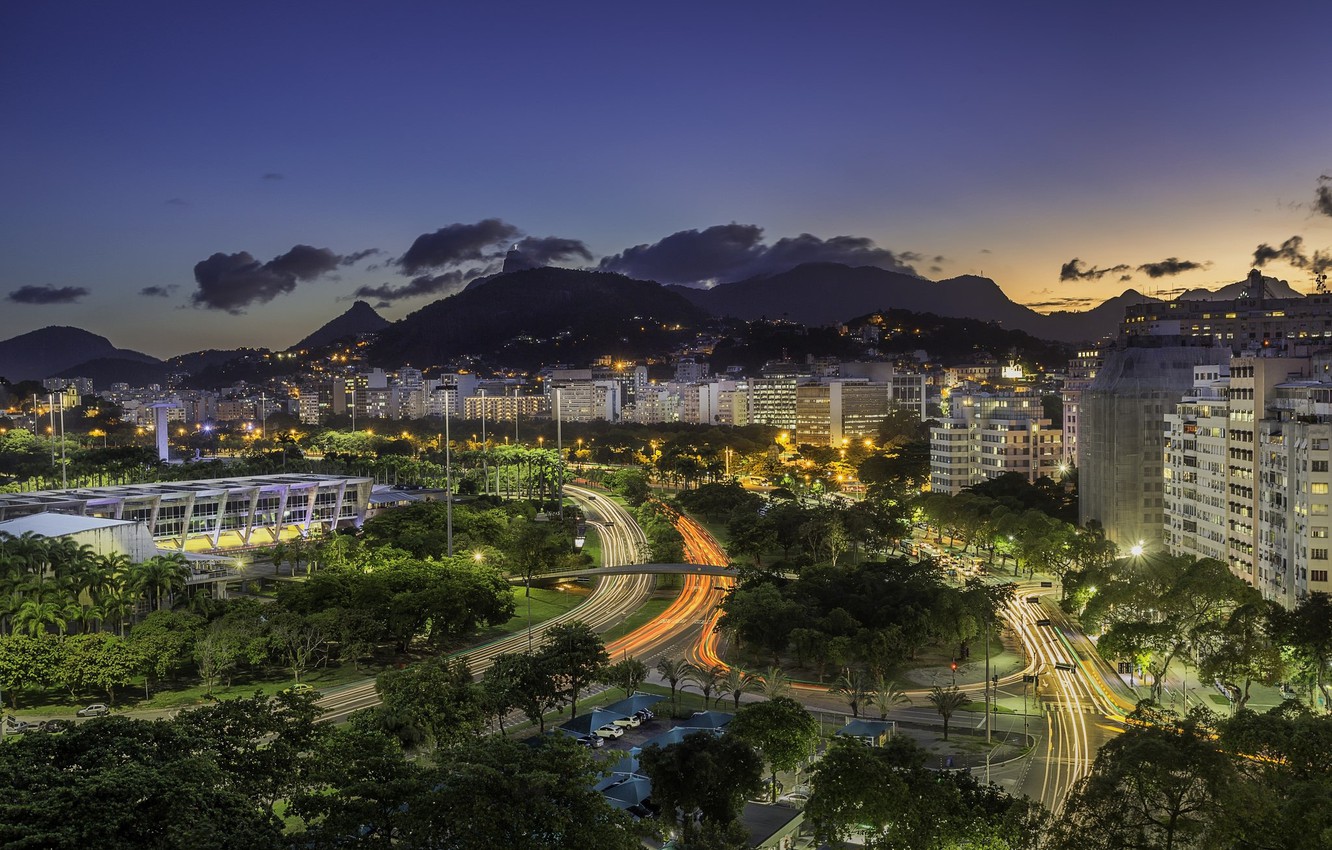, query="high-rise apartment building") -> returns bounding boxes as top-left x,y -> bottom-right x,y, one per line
929,390 -> 1062,494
